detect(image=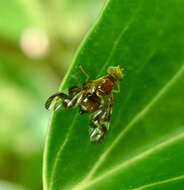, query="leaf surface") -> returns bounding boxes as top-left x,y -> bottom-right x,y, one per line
43,0 -> 184,189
